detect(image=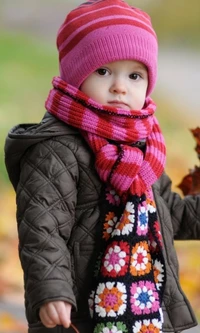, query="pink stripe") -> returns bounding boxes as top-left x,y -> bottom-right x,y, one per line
58,97 -> 73,123
102,146 -> 118,161
111,174 -> 135,191
65,84 -> 79,96
146,150 -> 166,168
112,124 -> 127,141
82,109 -> 99,132
134,120 -> 149,138
140,162 -> 157,184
